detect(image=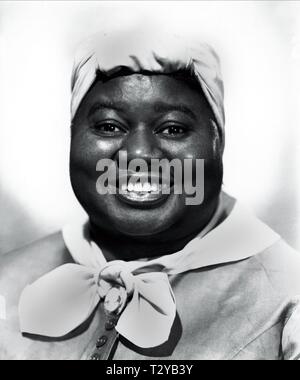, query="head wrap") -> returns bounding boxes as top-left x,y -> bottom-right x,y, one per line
71,29 -> 225,139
